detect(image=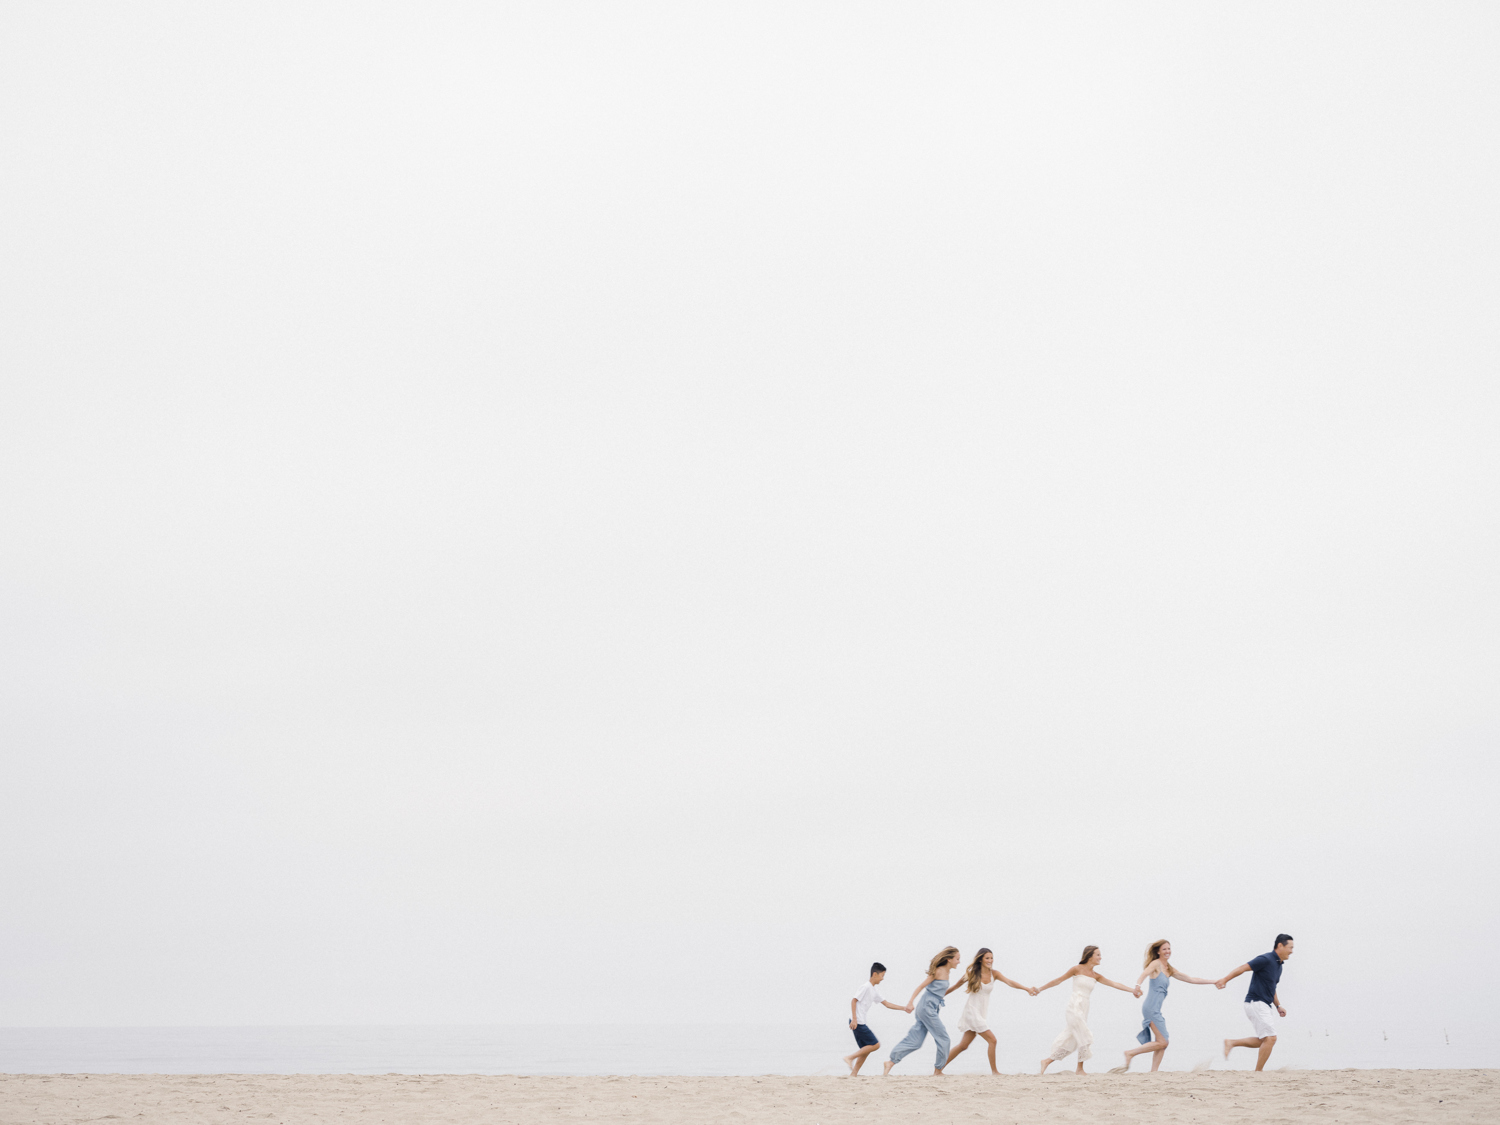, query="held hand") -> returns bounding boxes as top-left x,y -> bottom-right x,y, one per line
905,1004 -> 914,1013
1214,979 -> 1227,990
1027,987 -> 1039,997
1133,987 -> 1142,998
